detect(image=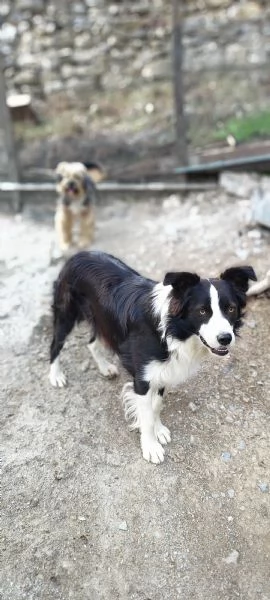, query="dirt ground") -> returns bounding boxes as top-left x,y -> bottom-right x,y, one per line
1,190 -> 270,600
